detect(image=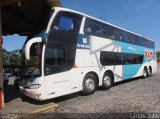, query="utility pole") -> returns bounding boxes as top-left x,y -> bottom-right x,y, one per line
0,7 -> 4,109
